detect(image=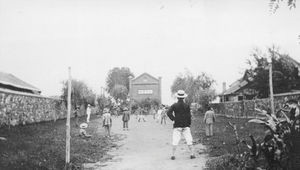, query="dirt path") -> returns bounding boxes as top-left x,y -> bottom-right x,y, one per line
84,115 -> 207,170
